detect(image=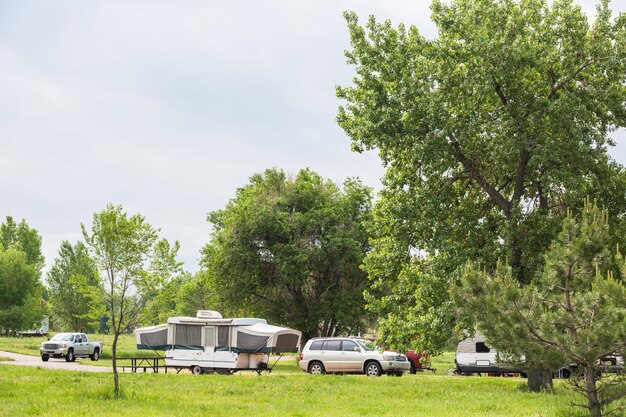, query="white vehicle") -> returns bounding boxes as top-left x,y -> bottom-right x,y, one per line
298,337 -> 411,376
40,333 -> 103,362
135,310 -> 301,374
455,335 -> 523,375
